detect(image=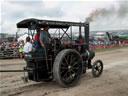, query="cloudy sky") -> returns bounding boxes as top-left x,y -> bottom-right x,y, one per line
1,0 -> 128,34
